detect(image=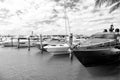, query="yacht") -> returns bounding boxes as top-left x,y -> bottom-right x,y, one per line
2,37 -> 18,47
44,43 -> 69,55
73,32 -> 120,67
